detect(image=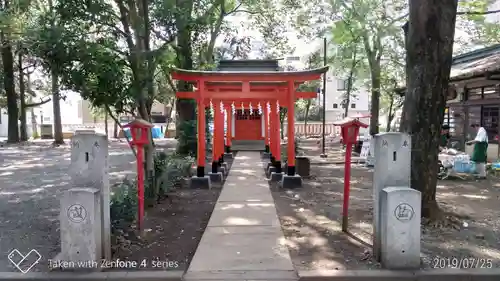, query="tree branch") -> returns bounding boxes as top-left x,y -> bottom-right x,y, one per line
105,104 -> 137,157
25,97 -> 51,108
